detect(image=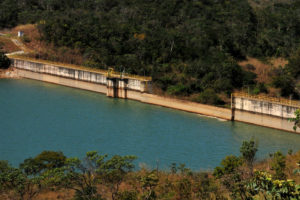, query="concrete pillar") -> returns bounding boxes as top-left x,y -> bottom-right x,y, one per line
117,79 -> 128,99
106,78 -> 128,98
231,94 -> 235,121
106,78 -> 117,98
